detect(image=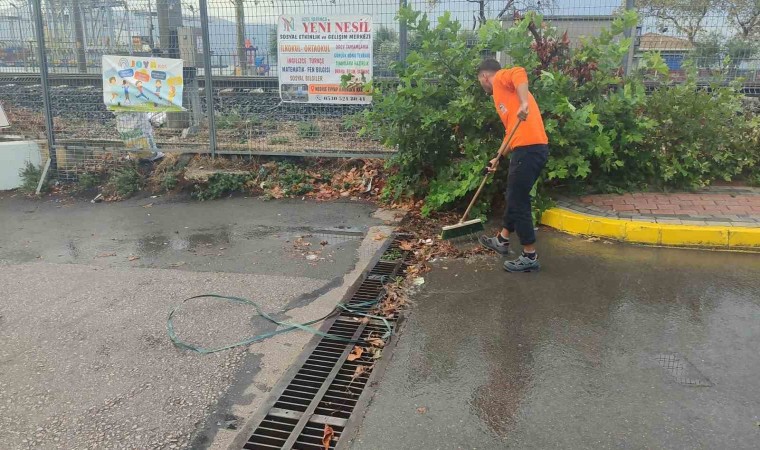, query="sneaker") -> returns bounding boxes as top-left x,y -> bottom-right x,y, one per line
504,254 -> 540,273
479,235 -> 510,255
